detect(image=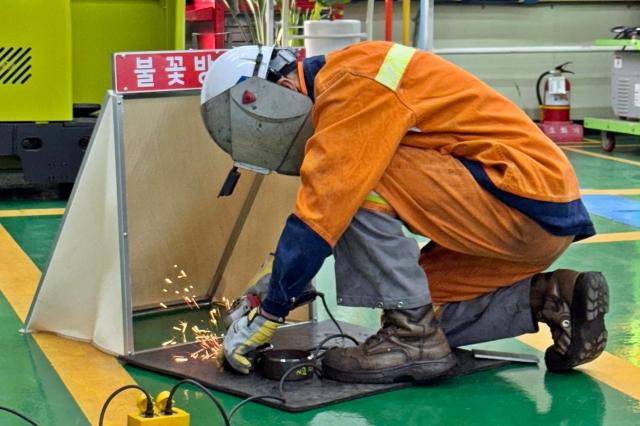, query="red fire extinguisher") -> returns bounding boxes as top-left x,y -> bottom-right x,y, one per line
536,62 -> 583,143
